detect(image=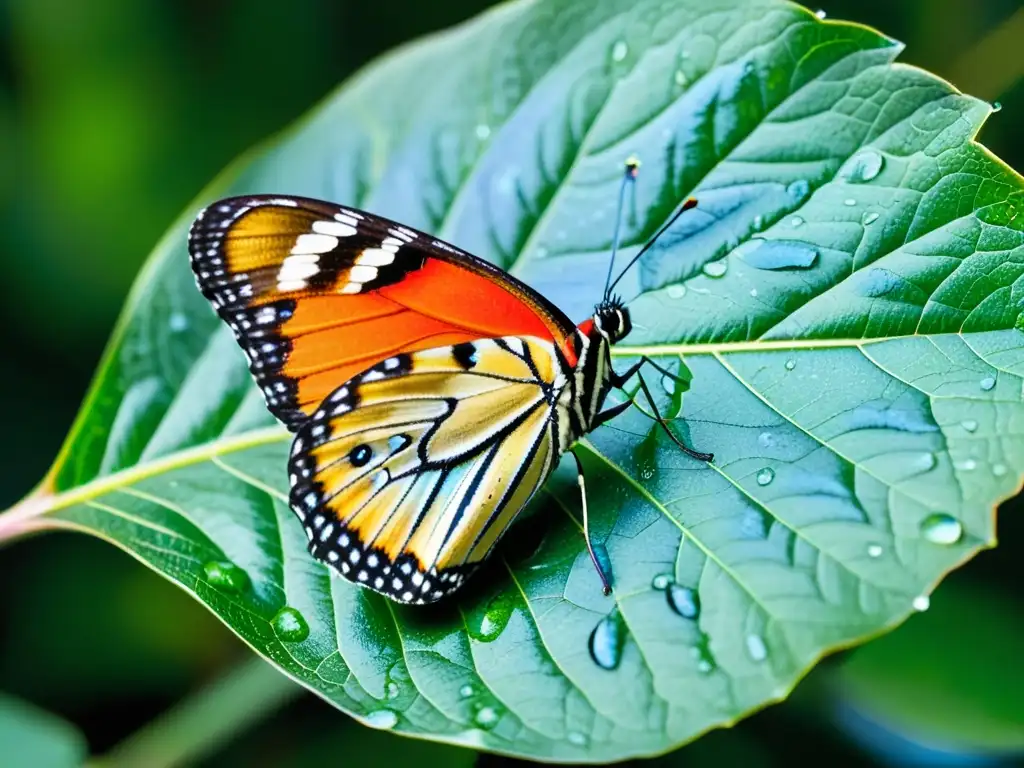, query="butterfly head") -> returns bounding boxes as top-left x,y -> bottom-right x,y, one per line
593,295 -> 631,344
